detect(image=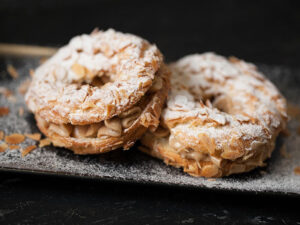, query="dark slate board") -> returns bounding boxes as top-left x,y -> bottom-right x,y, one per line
1,55 -> 300,195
